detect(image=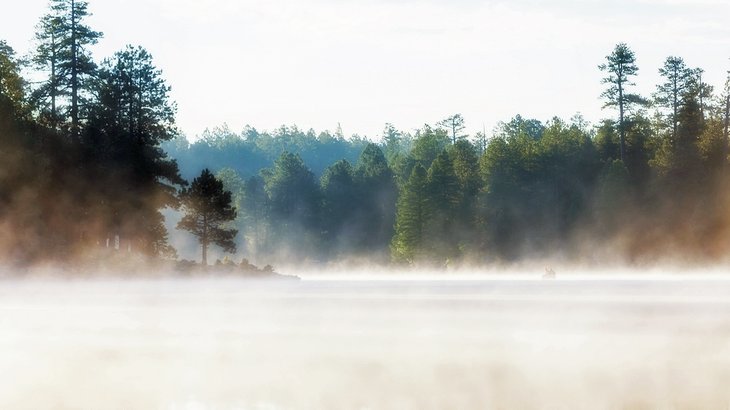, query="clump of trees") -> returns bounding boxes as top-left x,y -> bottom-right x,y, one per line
197,43 -> 730,266
2,2 -> 730,270
0,0 -> 185,264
